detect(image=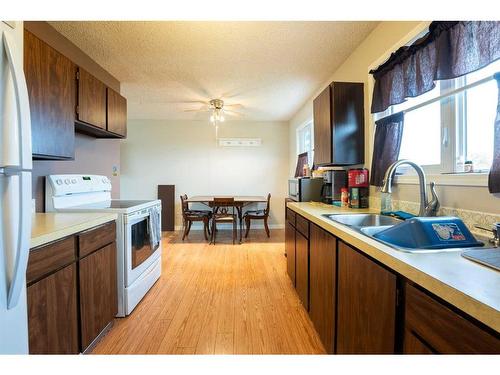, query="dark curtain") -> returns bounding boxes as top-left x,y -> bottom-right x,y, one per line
370,112 -> 405,186
489,73 -> 500,193
295,152 -> 308,177
370,21 -> 500,113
